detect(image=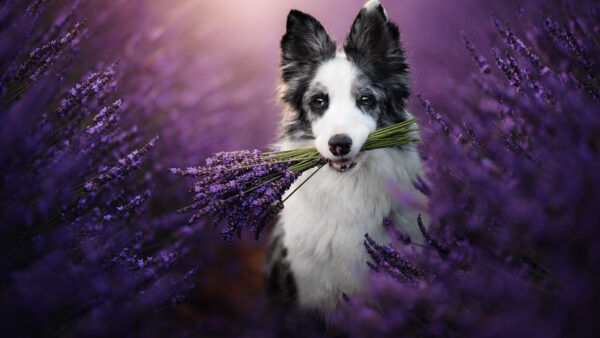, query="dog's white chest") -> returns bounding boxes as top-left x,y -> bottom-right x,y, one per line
279,148 -> 423,310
